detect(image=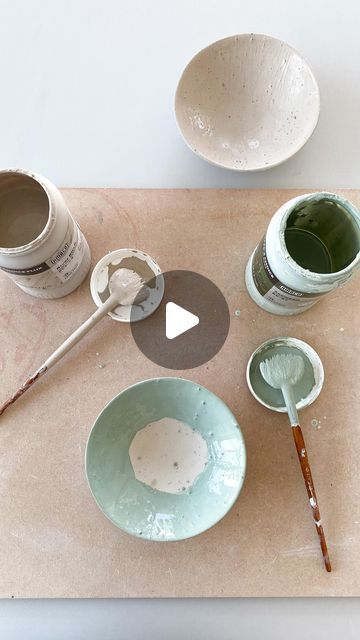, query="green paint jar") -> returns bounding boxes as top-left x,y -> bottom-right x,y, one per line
245,192 -> 360,315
